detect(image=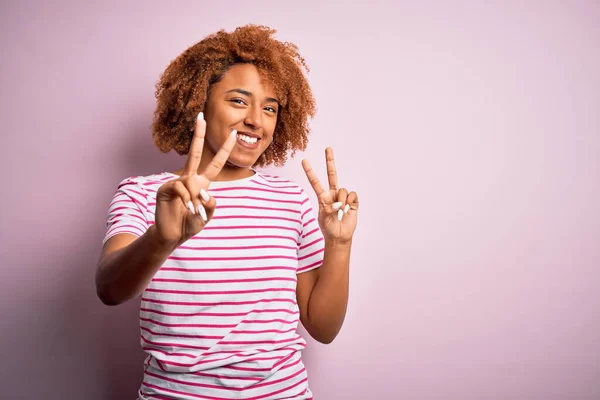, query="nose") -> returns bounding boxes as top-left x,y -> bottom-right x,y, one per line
243,105 -> 263,131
